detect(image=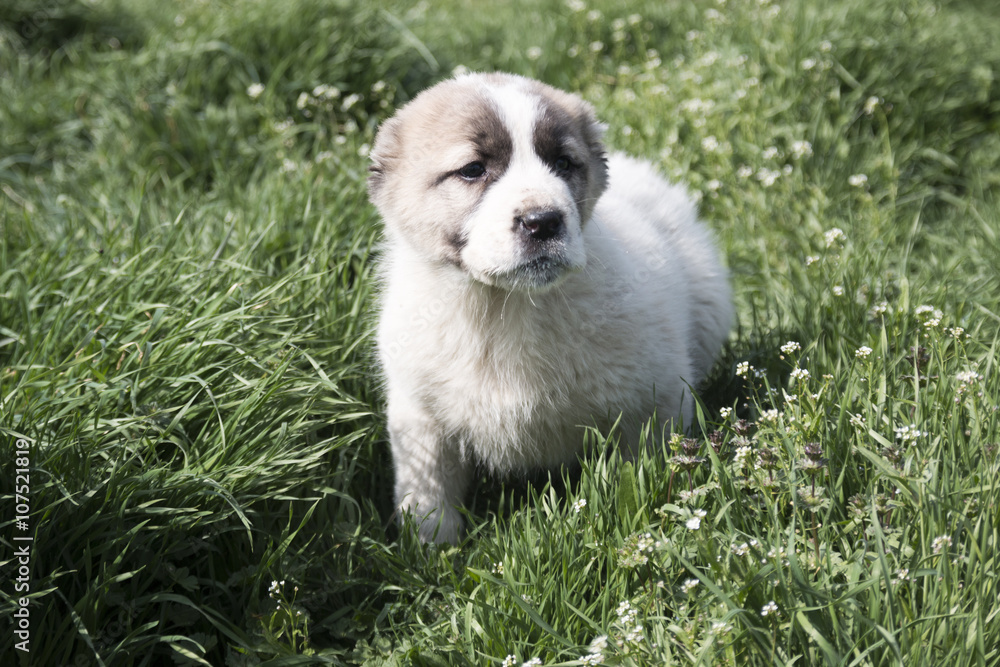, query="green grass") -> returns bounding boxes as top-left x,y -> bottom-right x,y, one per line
2,0 -> 999,664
